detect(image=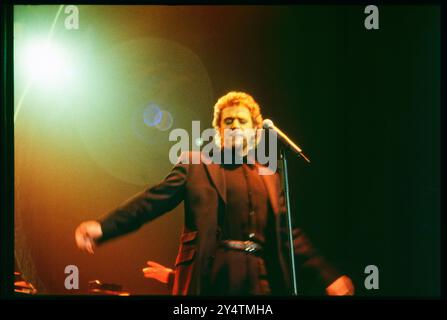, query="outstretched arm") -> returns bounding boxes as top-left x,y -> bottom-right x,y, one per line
75,159 -> 189,254
98,162 -> 188,243
292,228 -> 355,296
